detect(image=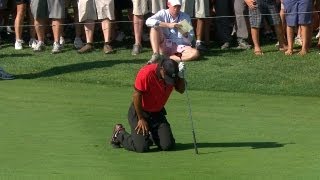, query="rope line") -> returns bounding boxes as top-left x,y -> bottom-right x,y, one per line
0,10 -> 318,28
